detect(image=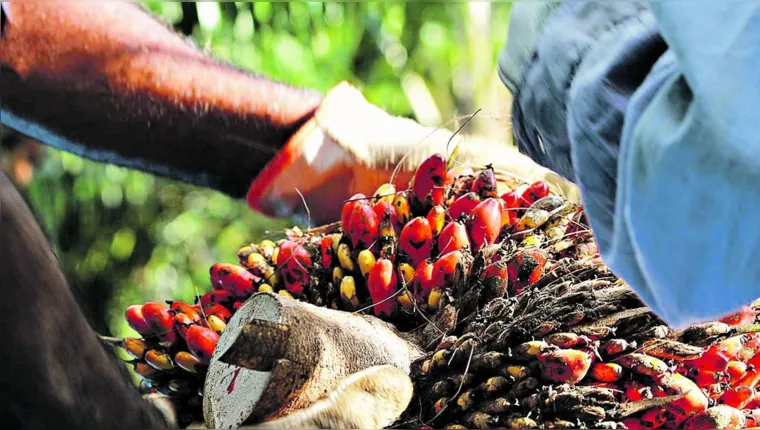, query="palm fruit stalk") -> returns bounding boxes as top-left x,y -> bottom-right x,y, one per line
106,151 -> 760,429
